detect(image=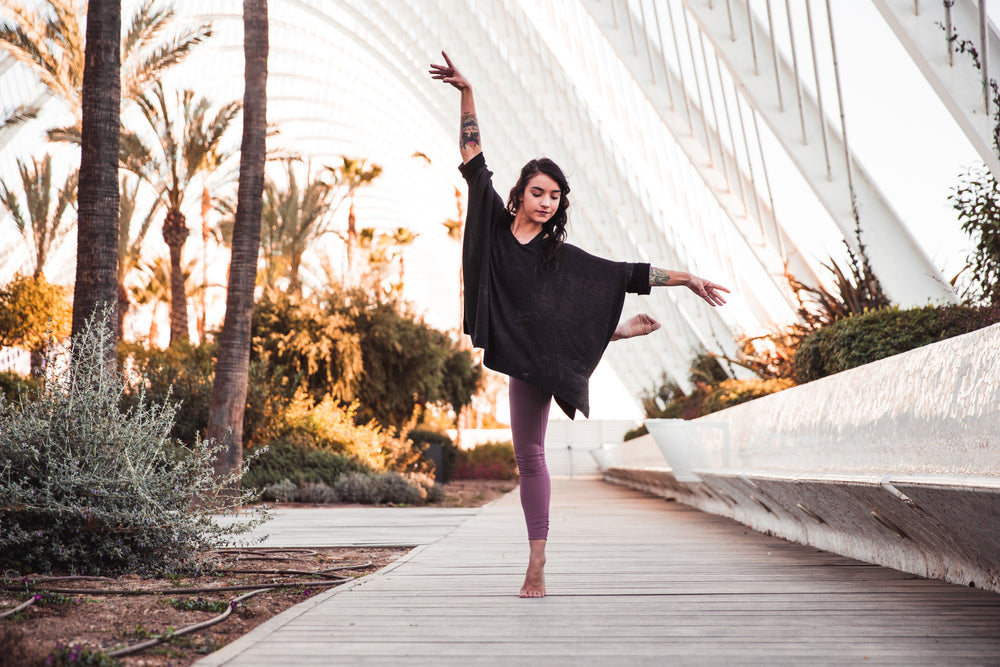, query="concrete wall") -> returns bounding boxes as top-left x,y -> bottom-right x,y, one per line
597,324 -> 1000,593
